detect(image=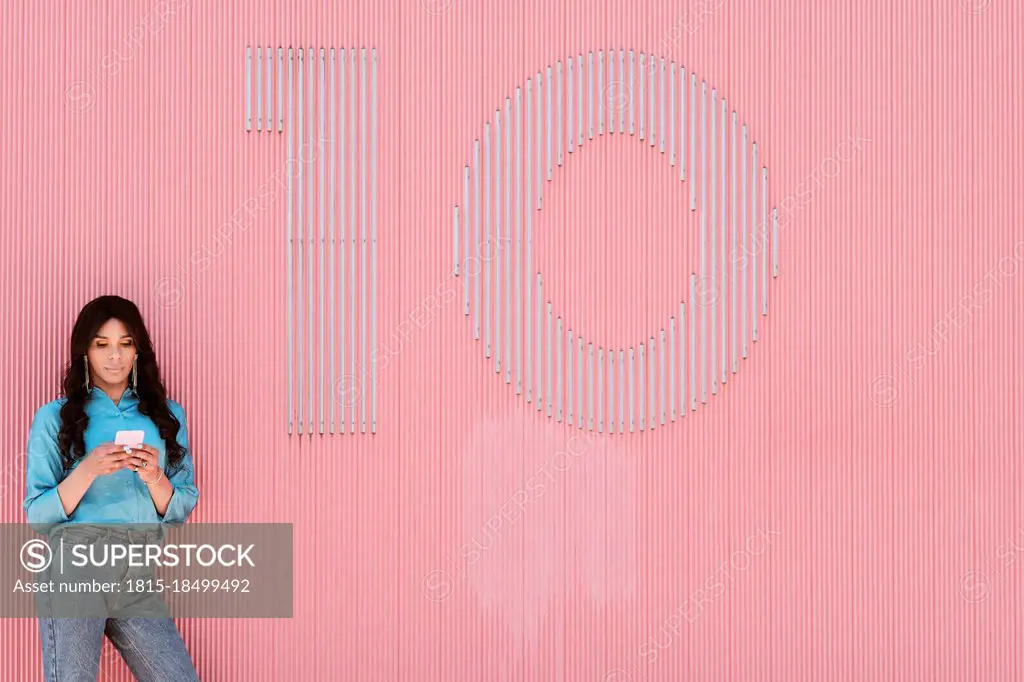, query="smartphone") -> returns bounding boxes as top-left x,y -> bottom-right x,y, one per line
114,430 -> 145,448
